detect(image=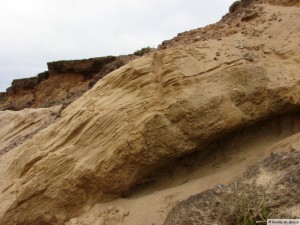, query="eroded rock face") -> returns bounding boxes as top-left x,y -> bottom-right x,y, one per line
241,0 -> 255,7
0,106 -> 62,156
159,0 -> 300,50
4,55 -> 136,110
229,1 -> 242,13
268,0 -> 300,6
0,1 -> 299,225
